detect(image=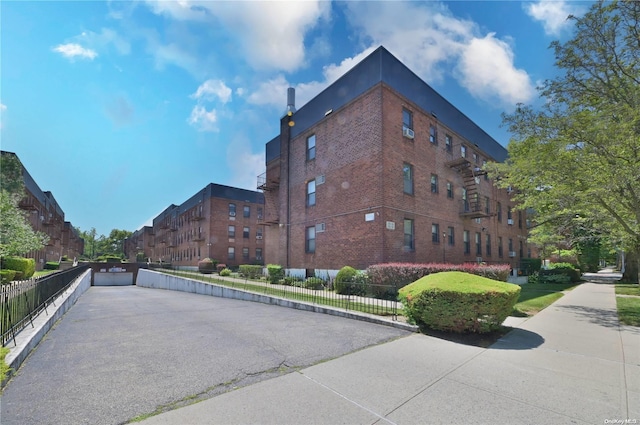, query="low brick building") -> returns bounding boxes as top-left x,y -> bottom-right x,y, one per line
259,46 -> 531,276
130,183 -> 265,268
2,151 -> 84,268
